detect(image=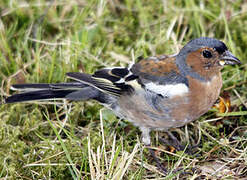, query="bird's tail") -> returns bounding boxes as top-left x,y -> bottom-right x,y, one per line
4,68 -> 131,104
5,82 -> 100,104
